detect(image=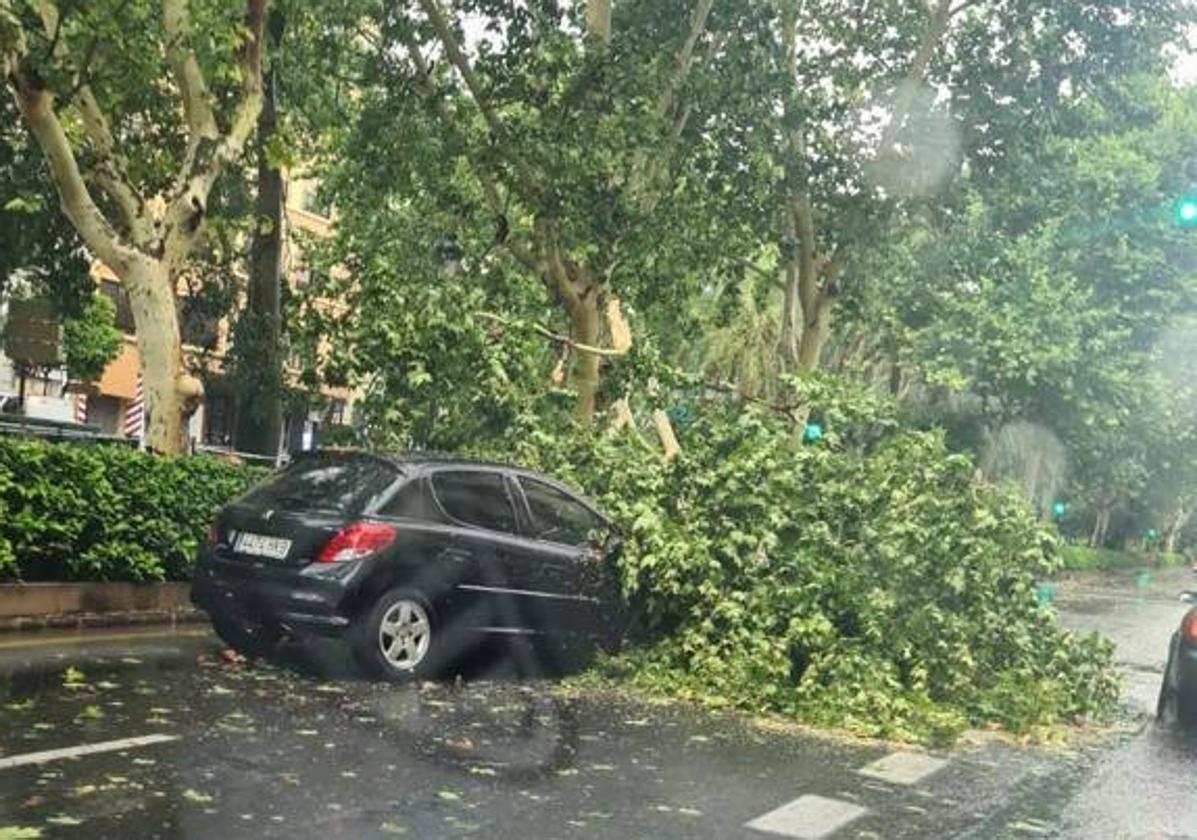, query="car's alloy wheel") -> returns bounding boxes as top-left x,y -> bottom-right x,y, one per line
378,599 -> 432,671
355,588 -> 438,681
